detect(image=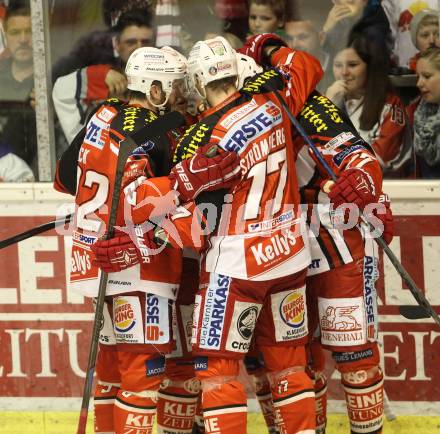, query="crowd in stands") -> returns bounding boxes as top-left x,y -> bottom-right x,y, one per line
0,0 -> 439,181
